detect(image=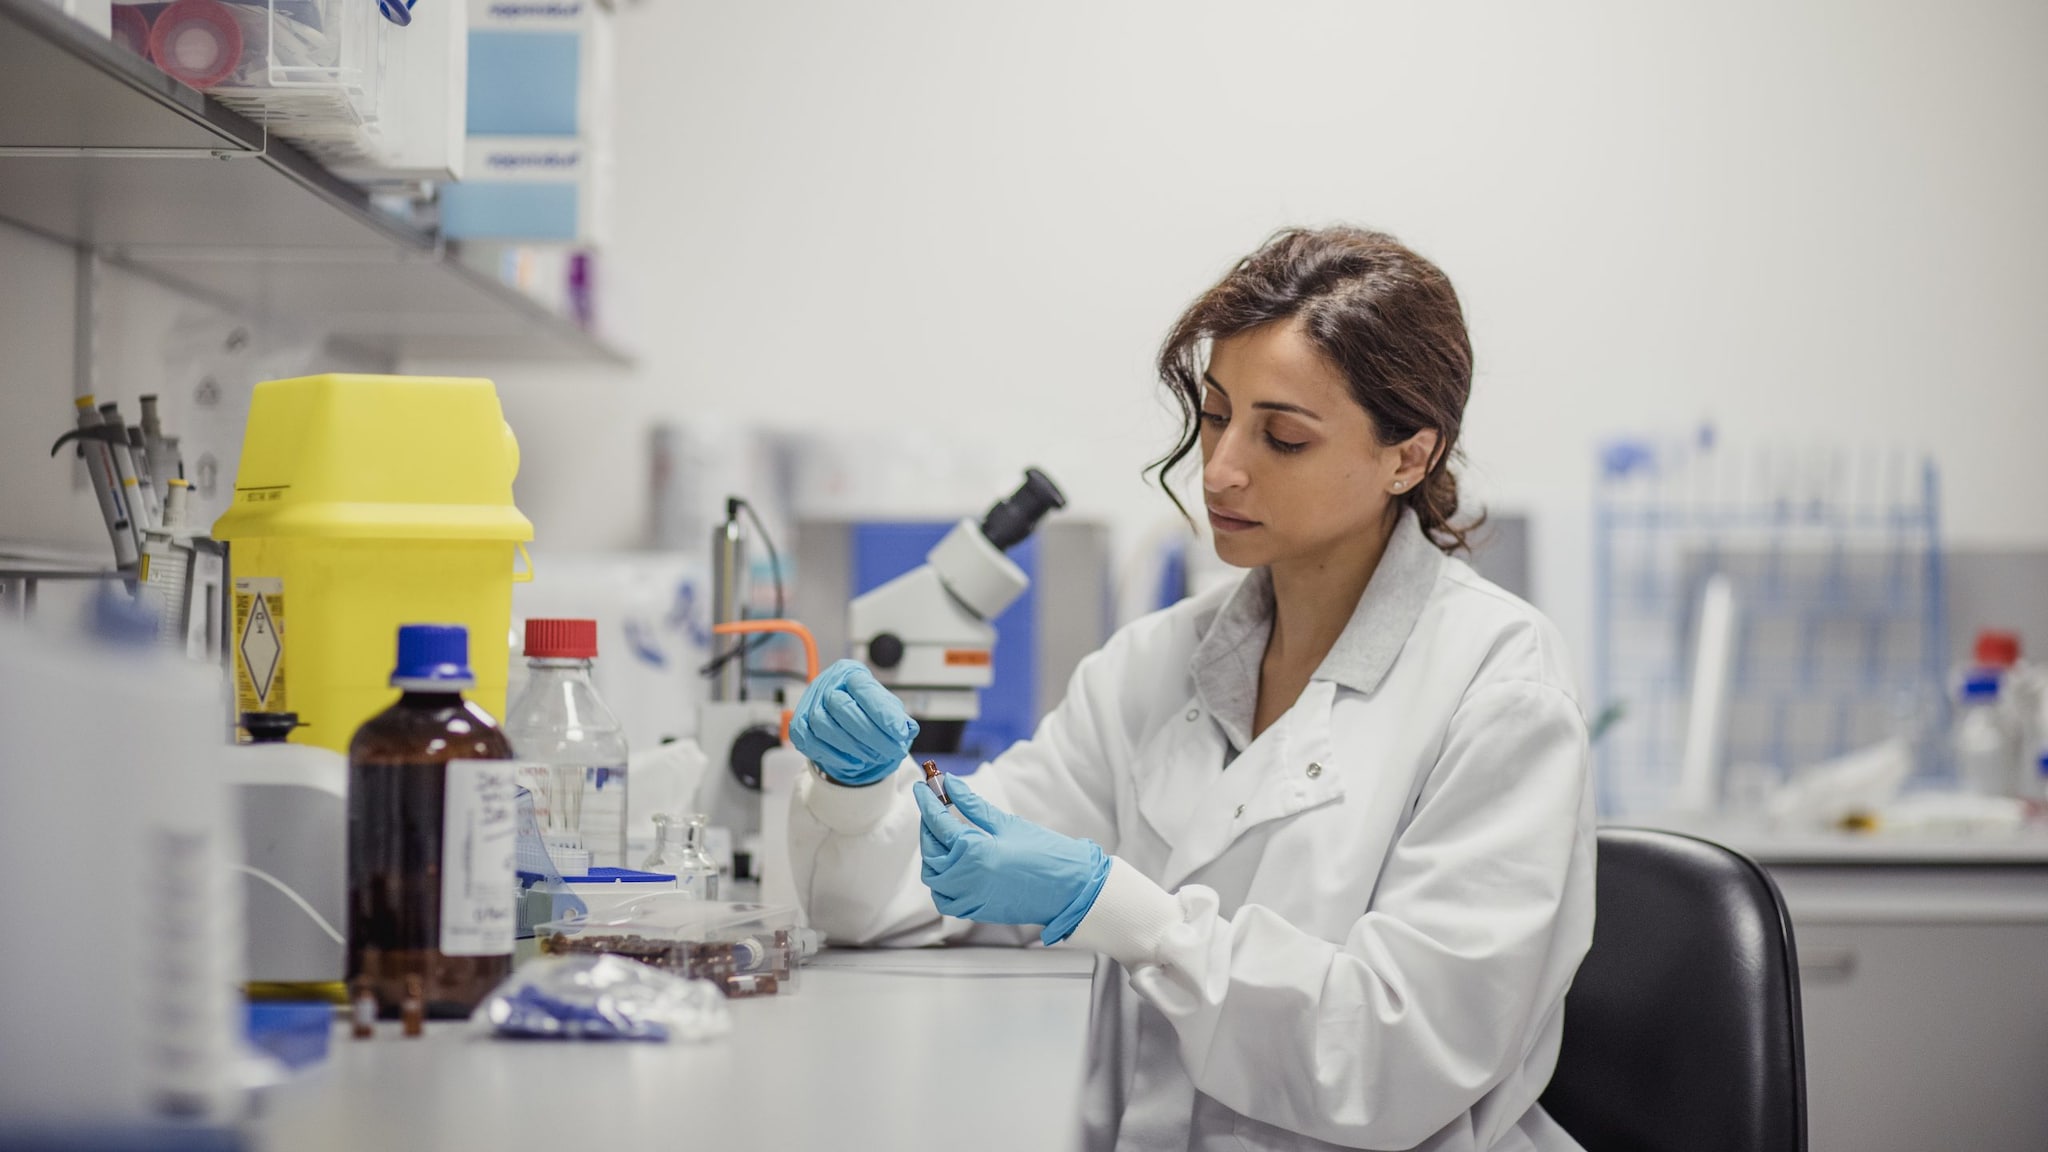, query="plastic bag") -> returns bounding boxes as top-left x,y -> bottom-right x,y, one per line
475,955 -> 731,1043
